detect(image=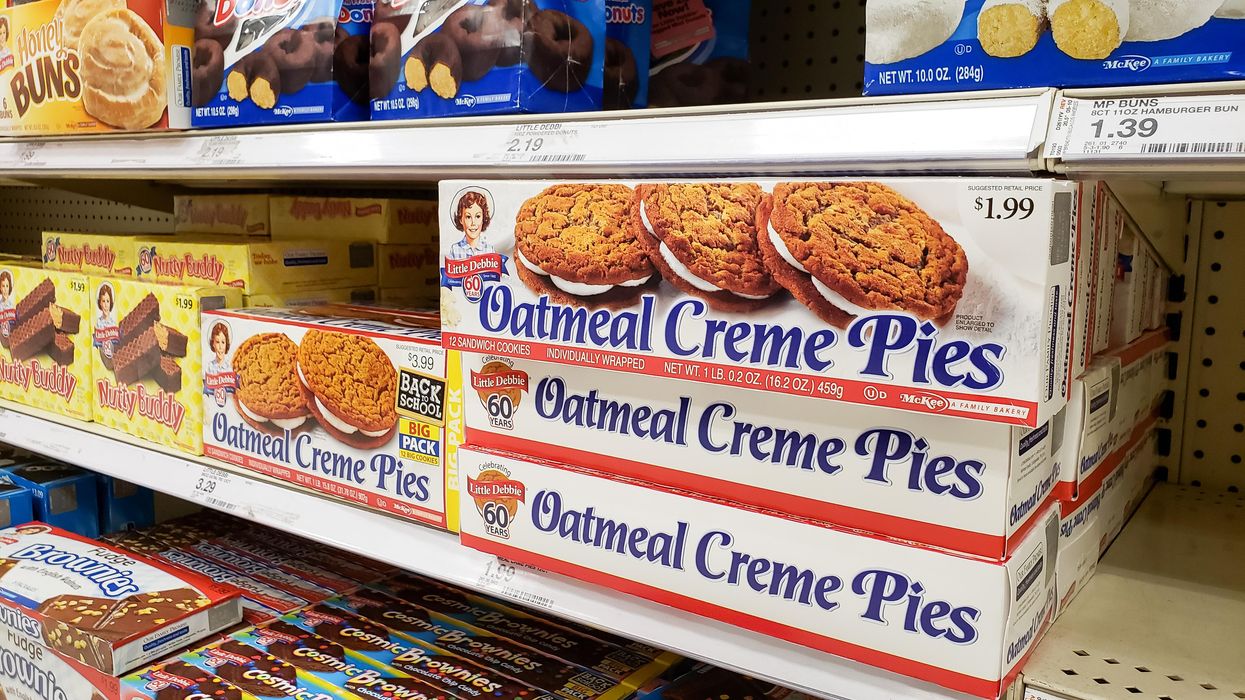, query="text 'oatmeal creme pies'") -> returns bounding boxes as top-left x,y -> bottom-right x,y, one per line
632,183 -> 780,312
758,181 -> 968,327
514,184 -> 657,309
233,333 -> 311,435
298,330 -> 398,449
